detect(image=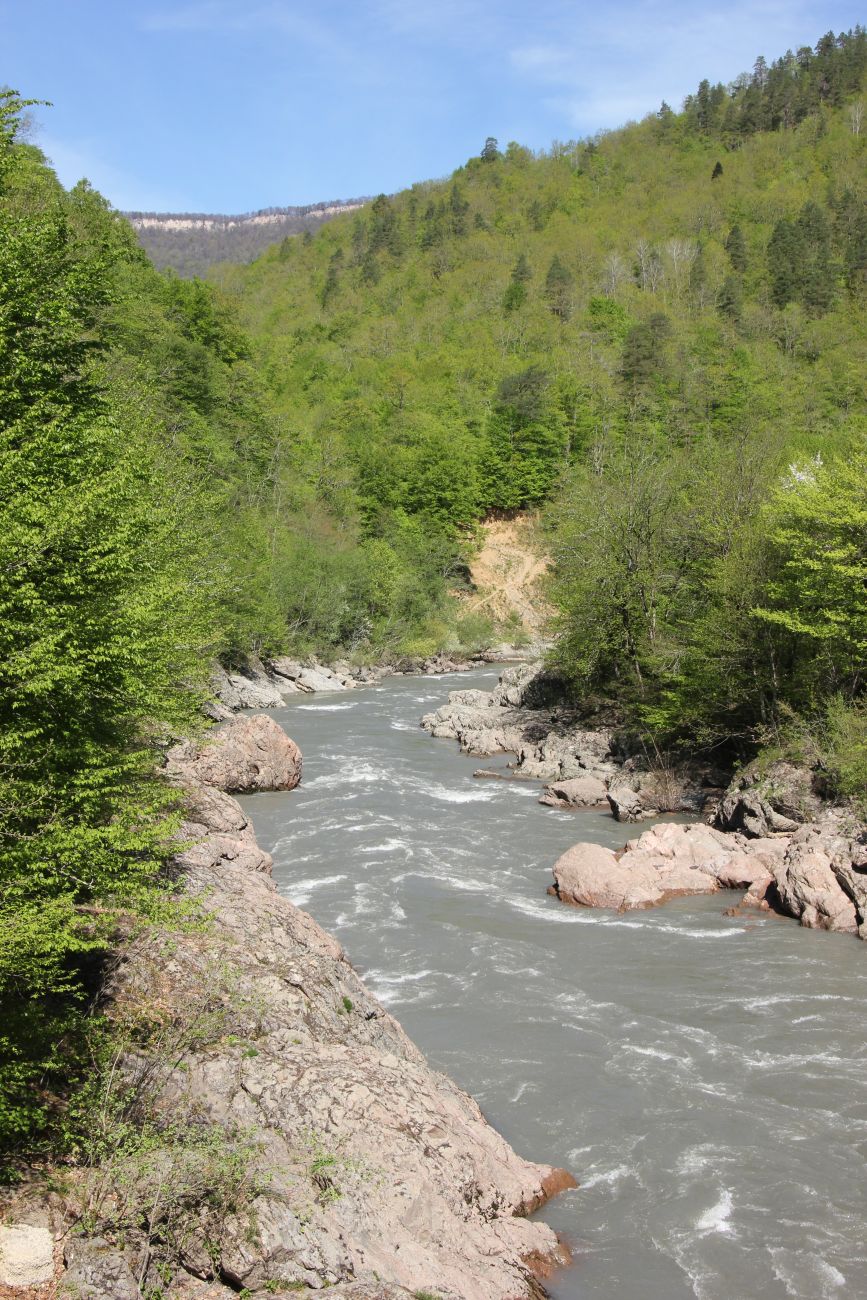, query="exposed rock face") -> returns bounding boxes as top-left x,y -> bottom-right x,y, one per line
211,659 -> 288,711
166,714 -> 302,794
550,817 -> 866,940
68,717 -> 574,1299
716,759 -> 824,837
